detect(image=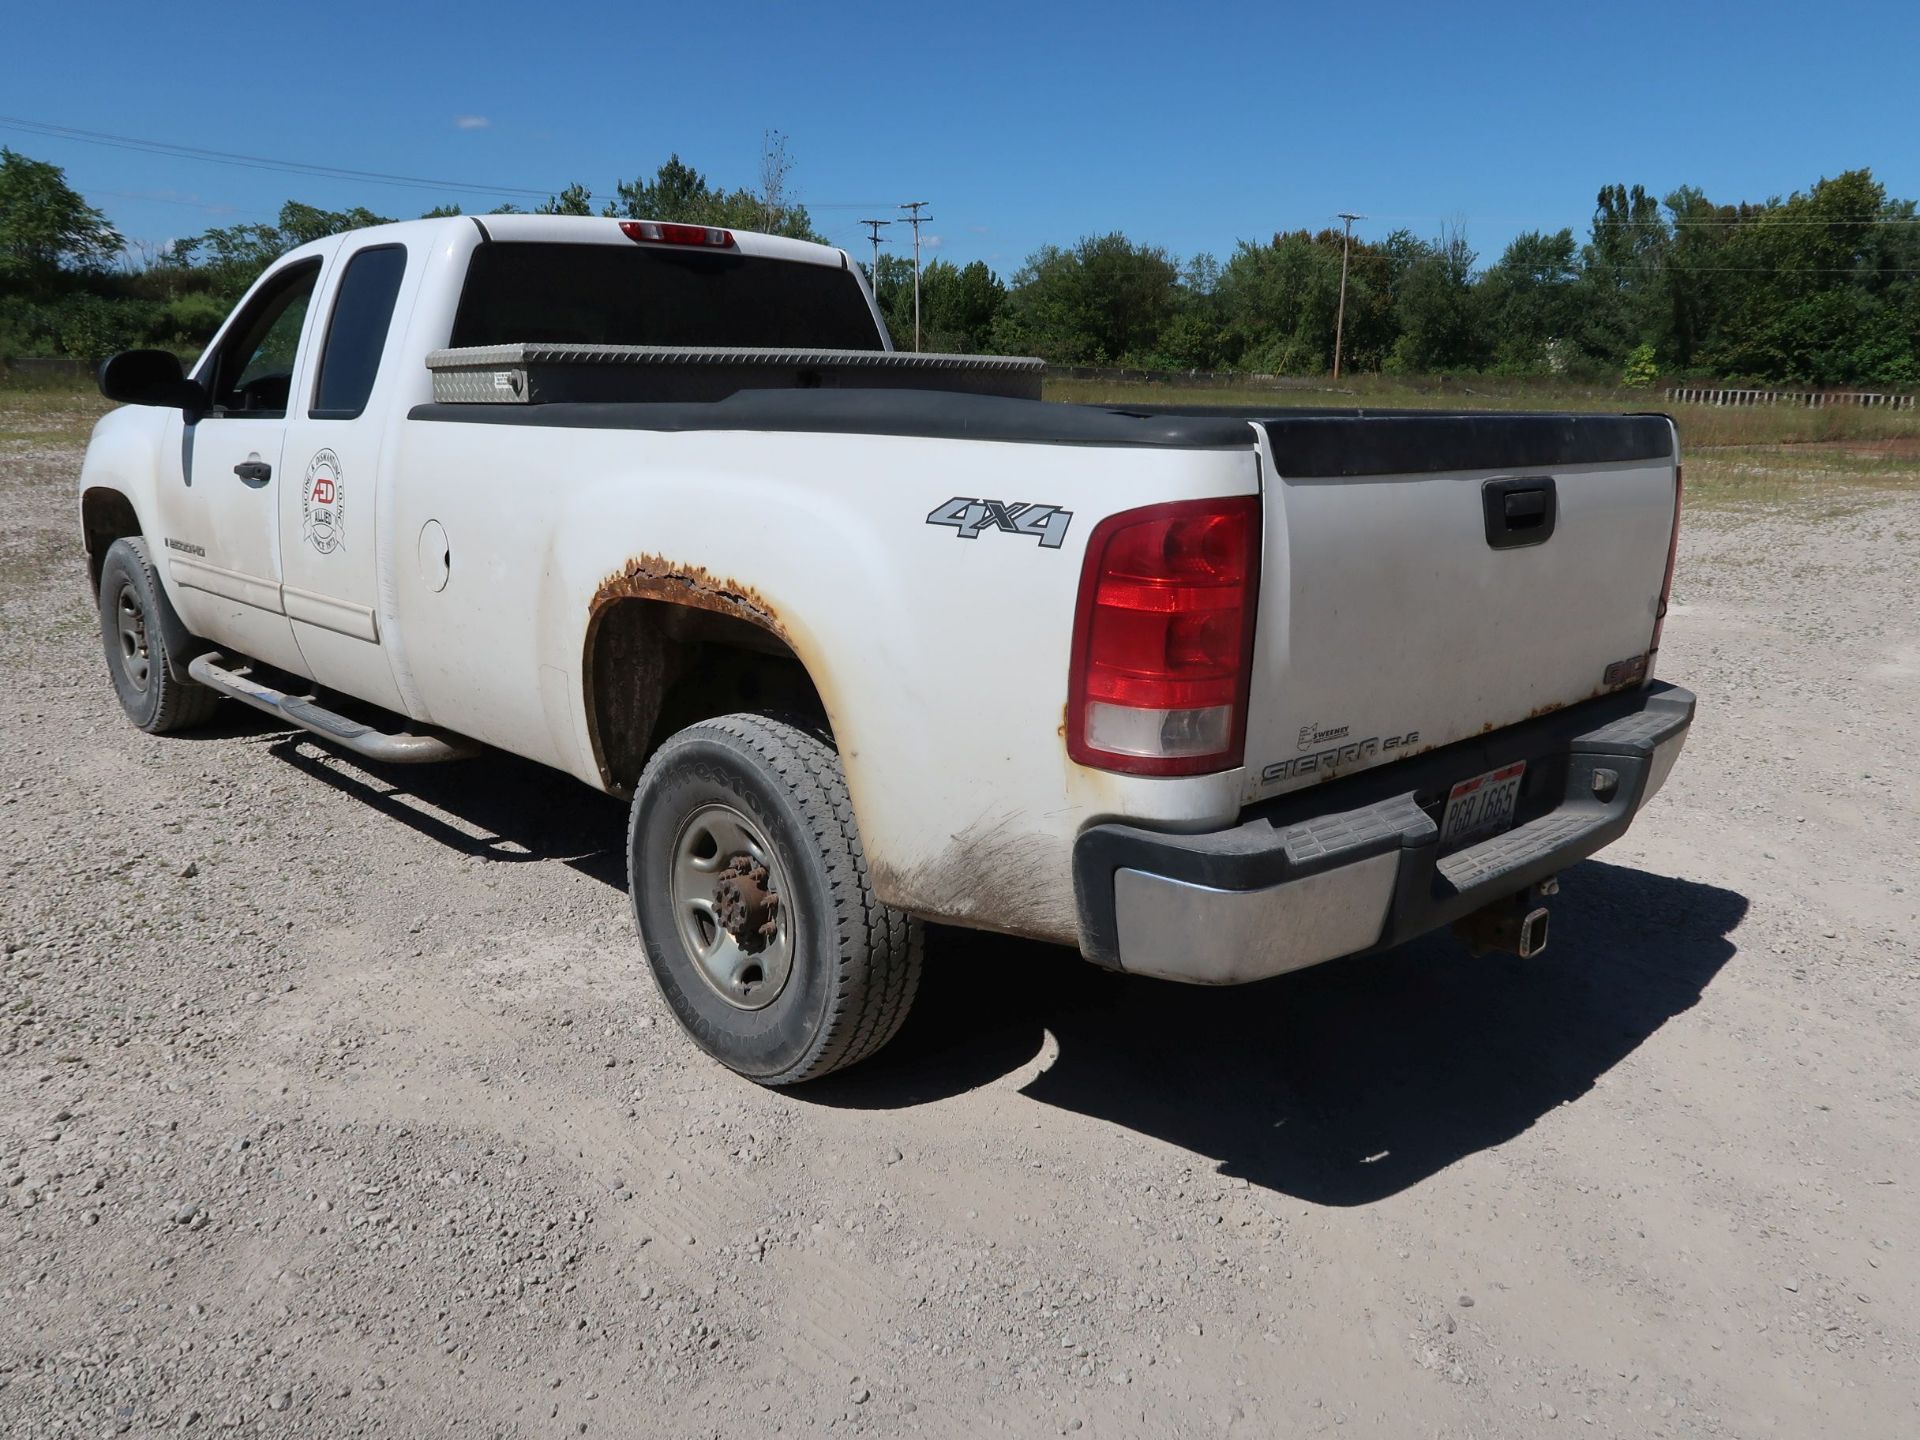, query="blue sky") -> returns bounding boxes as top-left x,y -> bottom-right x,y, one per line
5,0 -> 1917,276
